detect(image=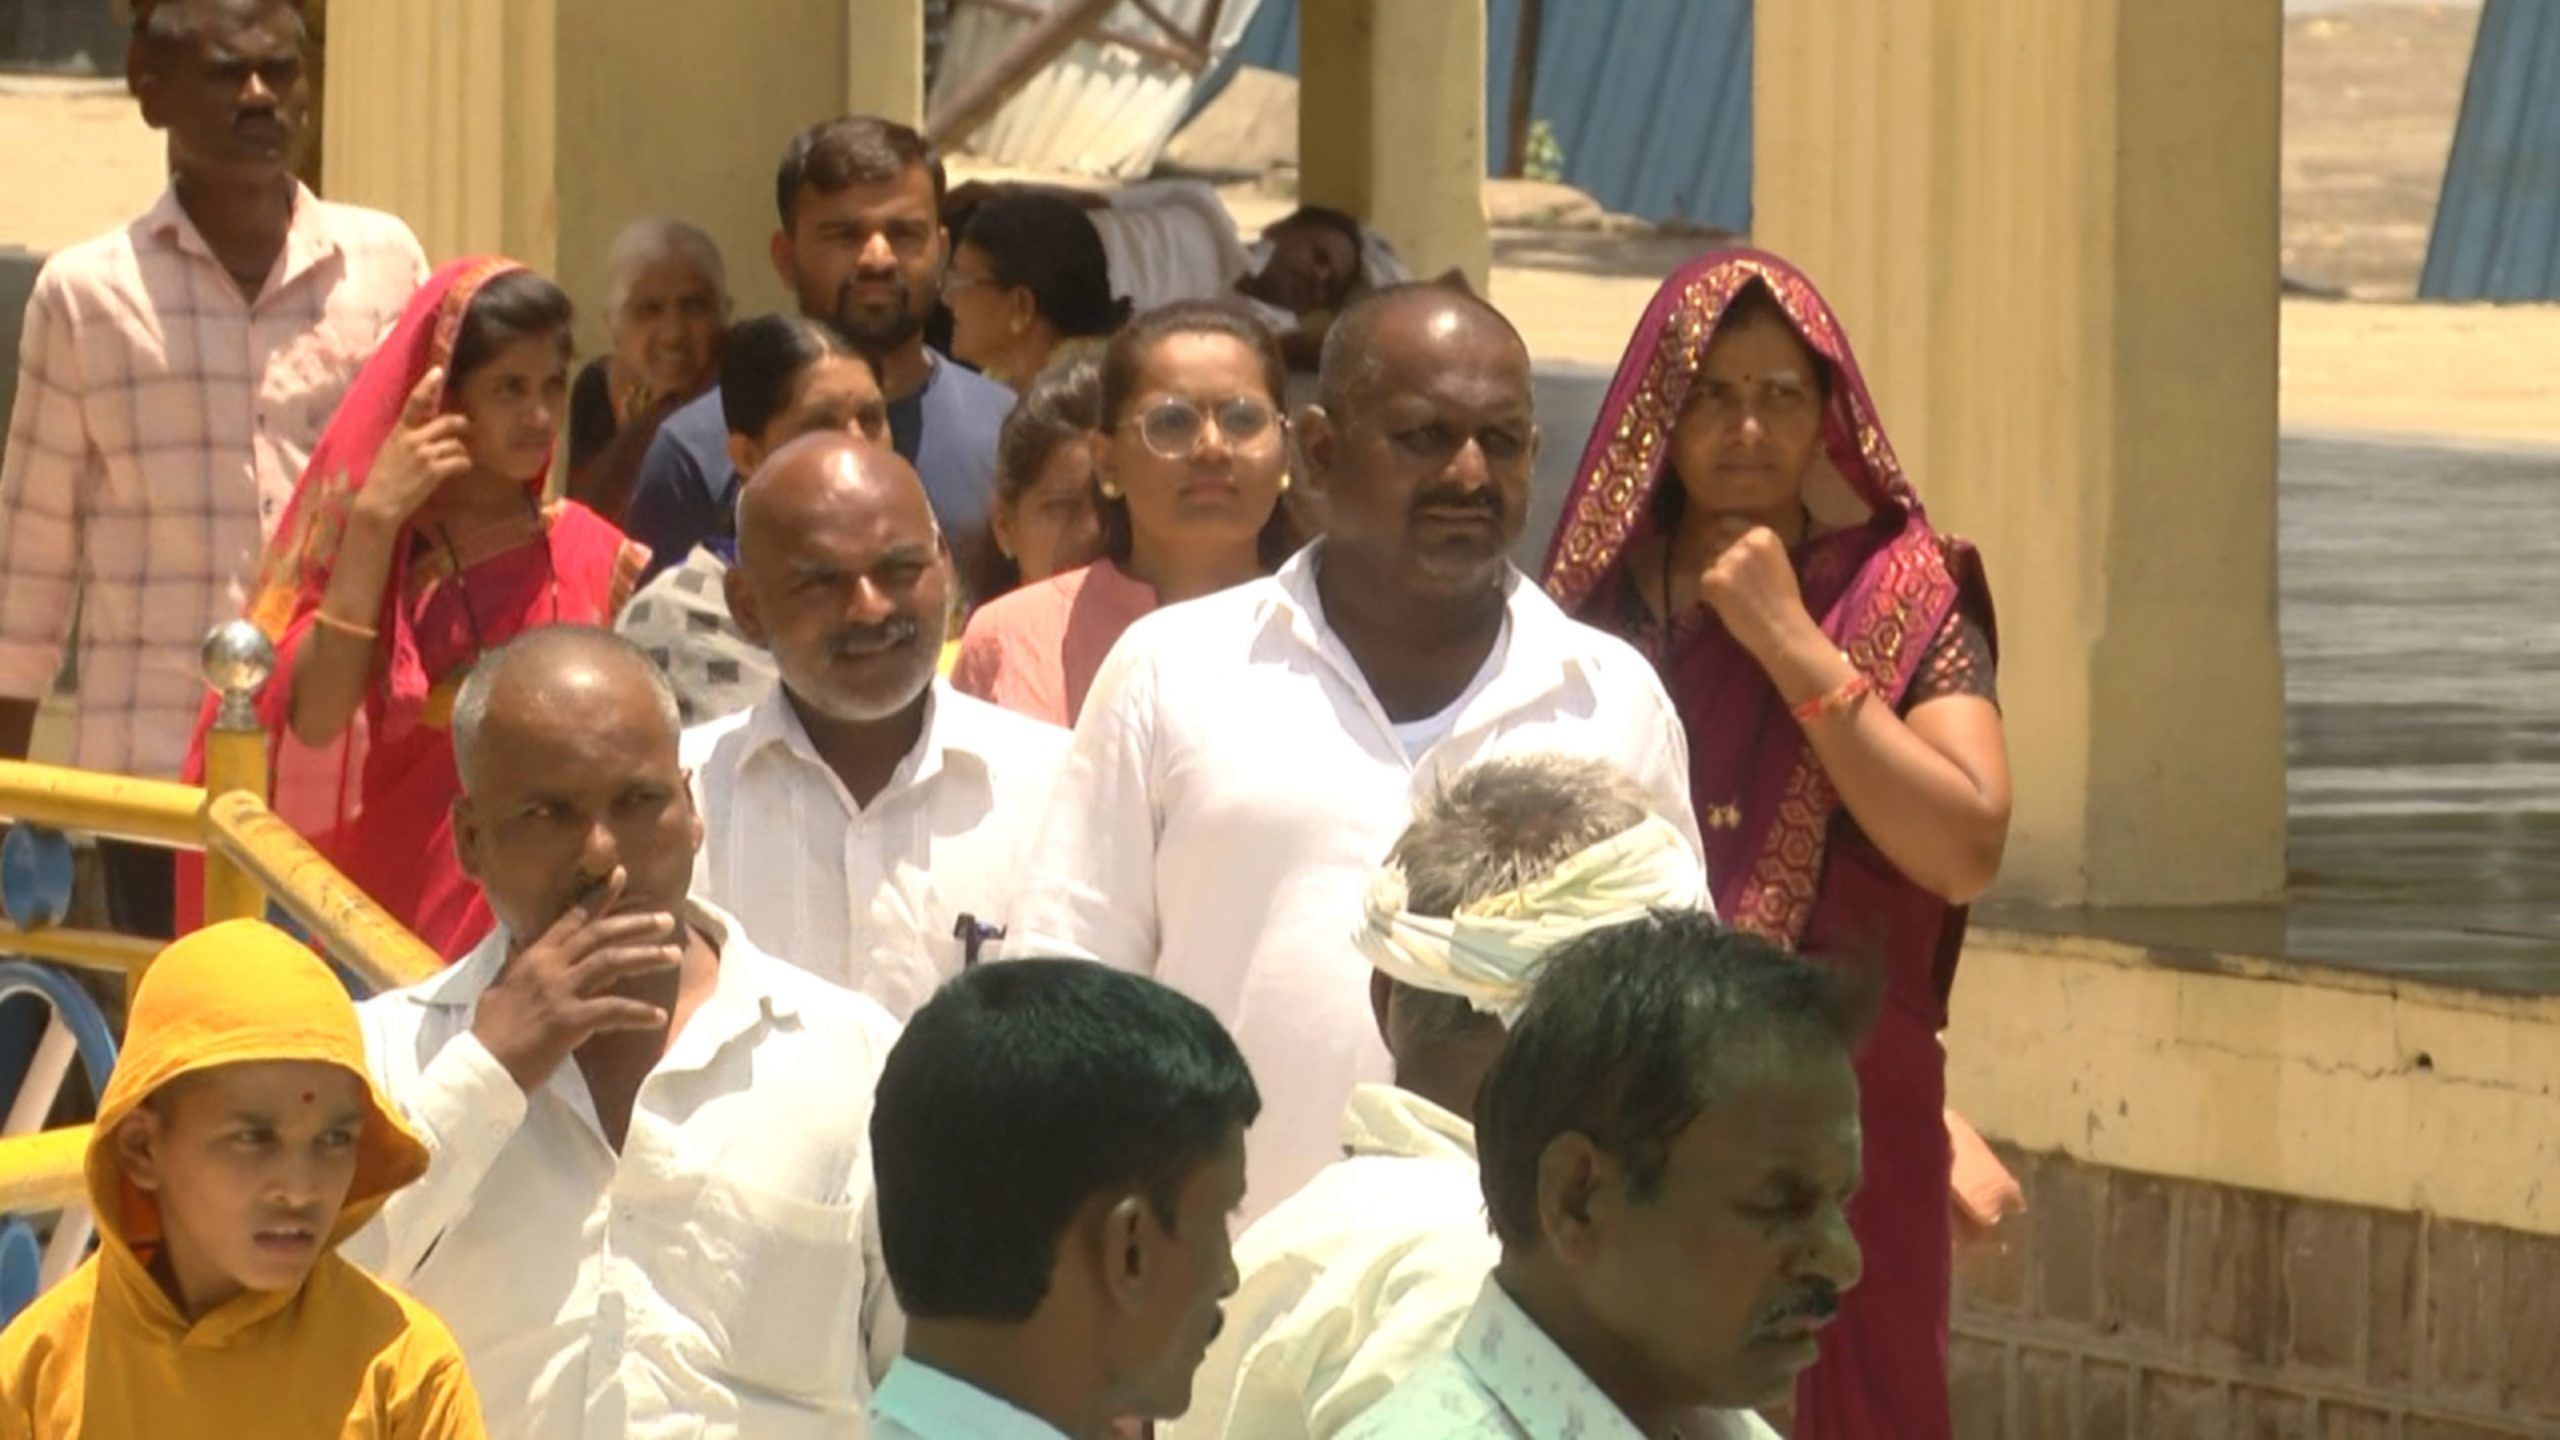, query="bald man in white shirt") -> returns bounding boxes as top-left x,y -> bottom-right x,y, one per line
1009,285 -> 1705,1217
